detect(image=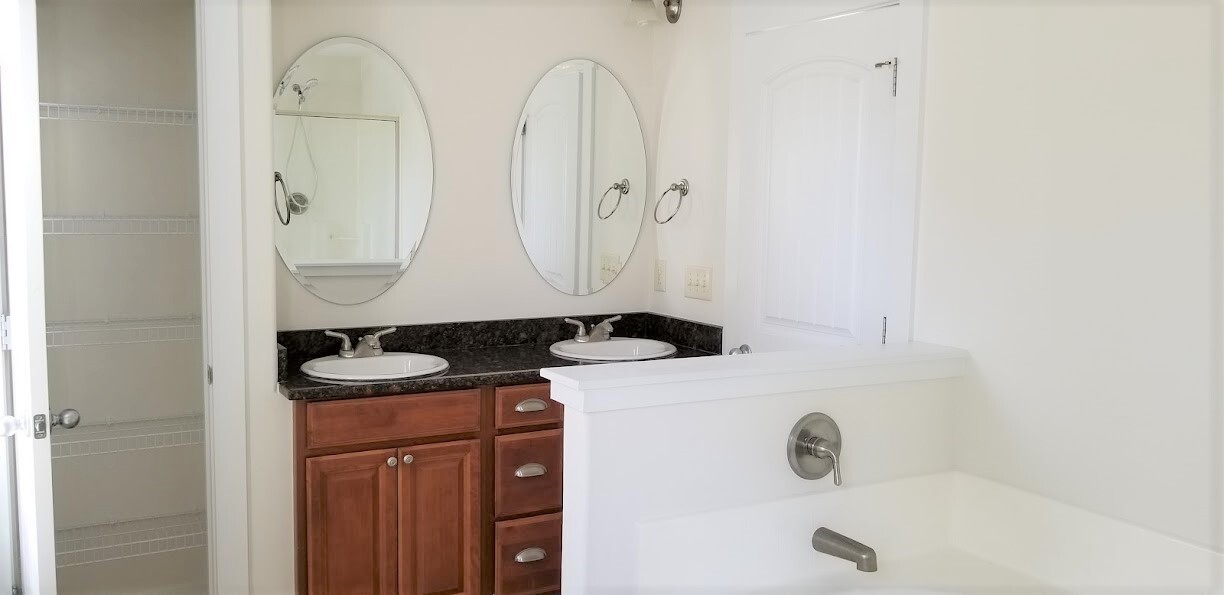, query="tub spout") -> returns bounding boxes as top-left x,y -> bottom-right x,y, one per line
811,527 -> 877,572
